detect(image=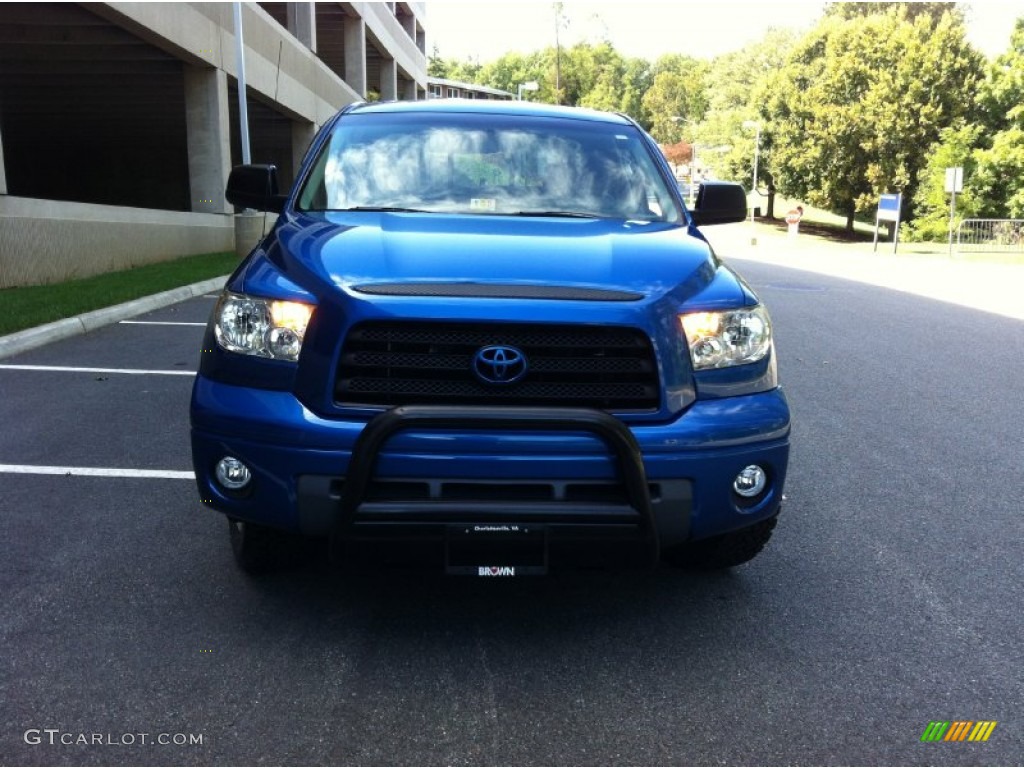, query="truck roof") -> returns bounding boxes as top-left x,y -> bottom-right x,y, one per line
345,98 -> 633,126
